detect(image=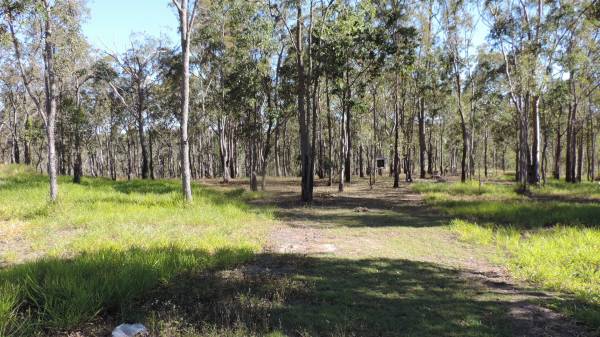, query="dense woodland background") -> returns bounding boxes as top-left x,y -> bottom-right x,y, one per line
1,2 -> 600,336
0,0 -> 599,202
